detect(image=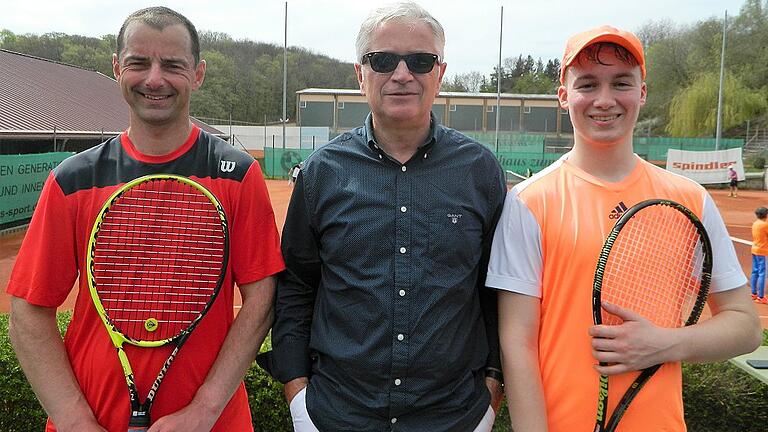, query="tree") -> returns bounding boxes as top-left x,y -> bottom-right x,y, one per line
666,72 -> 767,137
442,71 -> 485,93
191,50 -> 237,120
